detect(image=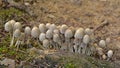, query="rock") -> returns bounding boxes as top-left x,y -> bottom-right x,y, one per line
0,58 -> 15,68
